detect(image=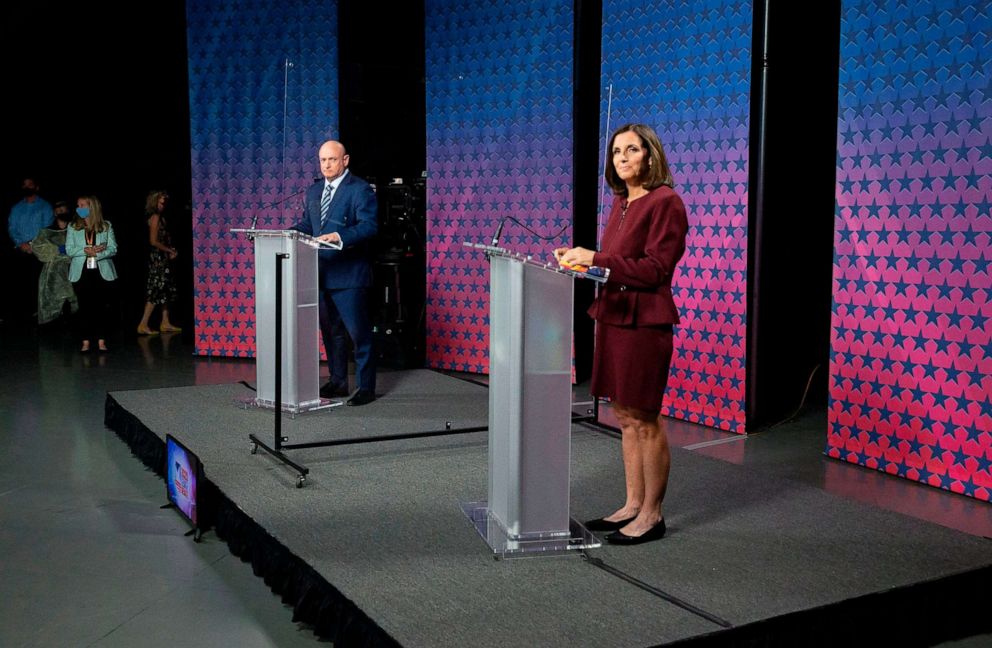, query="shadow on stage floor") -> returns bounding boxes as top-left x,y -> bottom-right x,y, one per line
105,370 -> 991,647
